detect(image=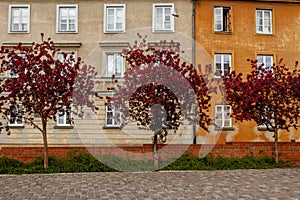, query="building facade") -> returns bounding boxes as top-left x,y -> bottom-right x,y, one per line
195,0 -> 300,144
0,0 -> 299,147
0,0 -> 196,147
